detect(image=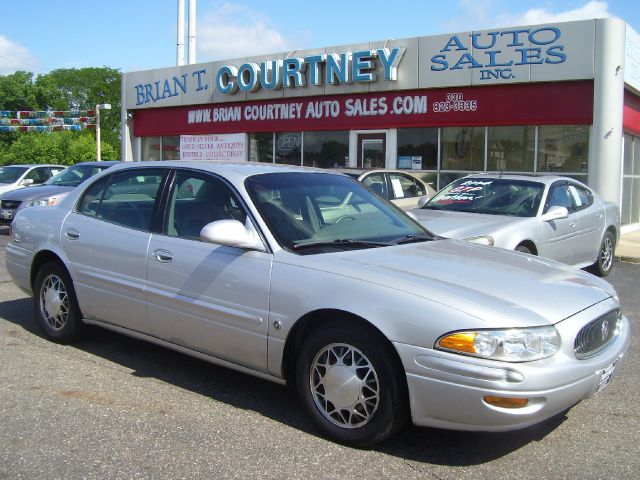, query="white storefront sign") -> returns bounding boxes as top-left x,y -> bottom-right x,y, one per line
180,133 -> 246,161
